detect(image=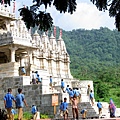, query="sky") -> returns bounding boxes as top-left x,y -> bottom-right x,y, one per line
13,0 -> 115,31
